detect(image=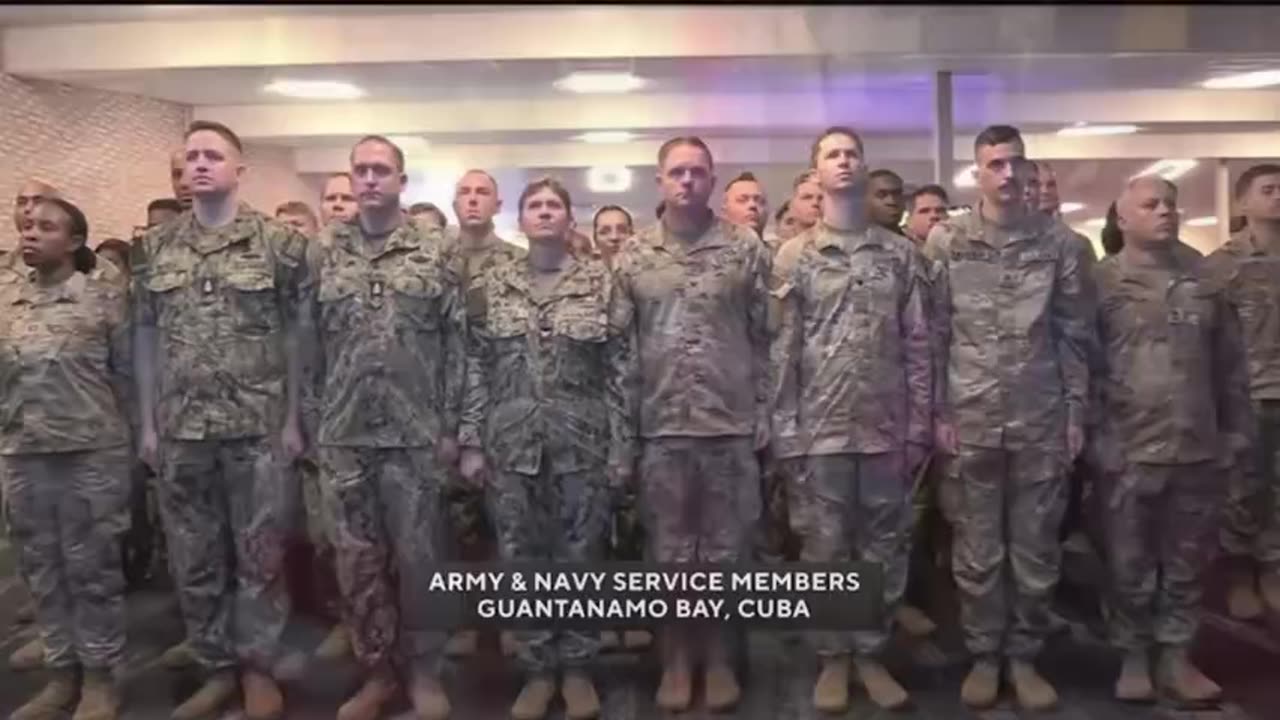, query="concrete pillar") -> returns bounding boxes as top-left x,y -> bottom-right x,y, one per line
1214,158 -> 1231,247
932,71 -> 954,192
